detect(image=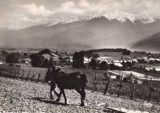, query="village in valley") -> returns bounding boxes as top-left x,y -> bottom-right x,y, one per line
1,48 -> 160,81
